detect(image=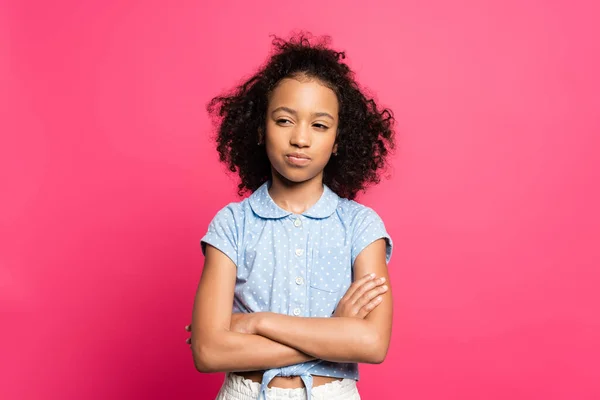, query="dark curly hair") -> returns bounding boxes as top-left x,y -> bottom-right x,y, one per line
207,33 -> 395,200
